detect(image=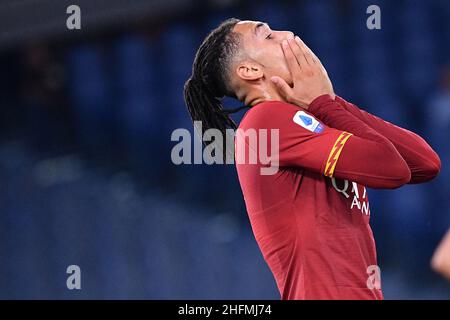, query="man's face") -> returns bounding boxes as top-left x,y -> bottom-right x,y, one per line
233,20 -> 295,85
